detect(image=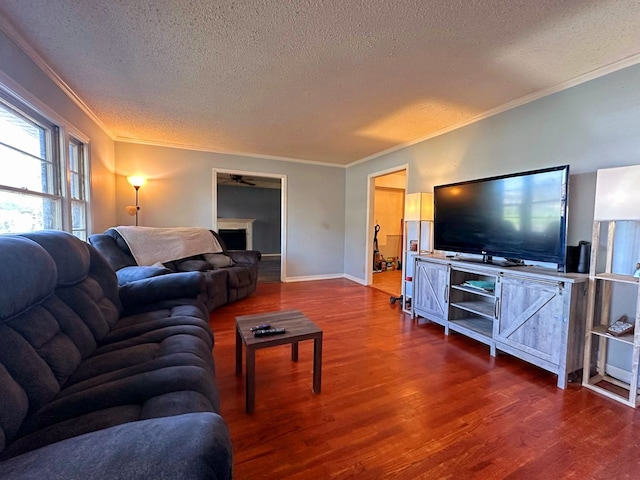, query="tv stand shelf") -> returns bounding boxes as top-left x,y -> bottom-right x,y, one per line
450,300 -> 494,318
413,254 -> 588,388
448,317 -> 494,342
